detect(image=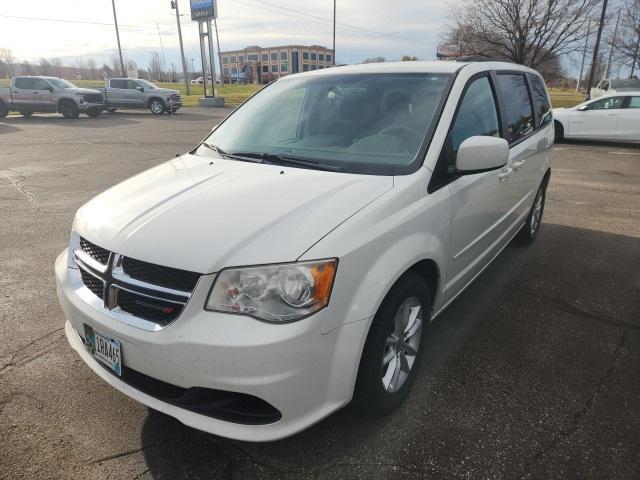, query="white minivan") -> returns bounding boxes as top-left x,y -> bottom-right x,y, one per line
56,60 -> 553,441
